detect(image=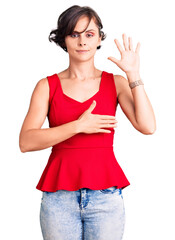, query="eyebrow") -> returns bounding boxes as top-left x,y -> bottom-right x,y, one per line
73,29 -> 96,33
86,29 -> 96,32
